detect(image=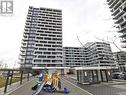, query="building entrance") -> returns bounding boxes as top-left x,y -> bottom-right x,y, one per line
76,67 -> 113,84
